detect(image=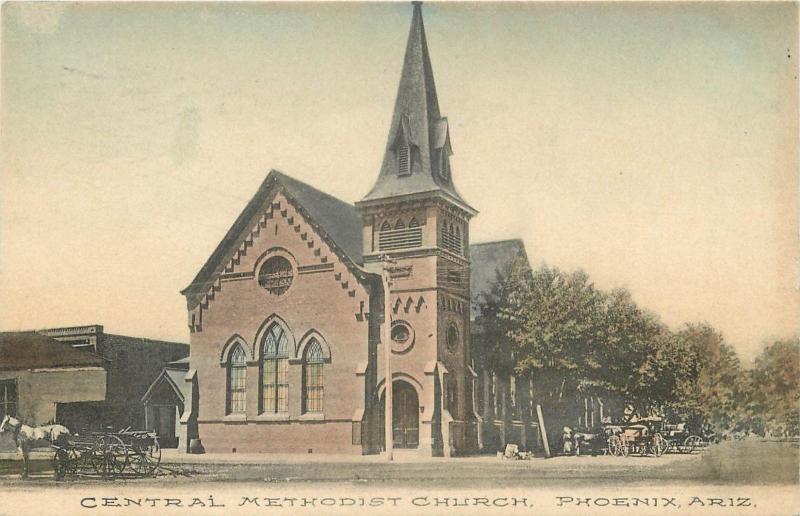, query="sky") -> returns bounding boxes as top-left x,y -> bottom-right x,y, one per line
1,2 -> 797,363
